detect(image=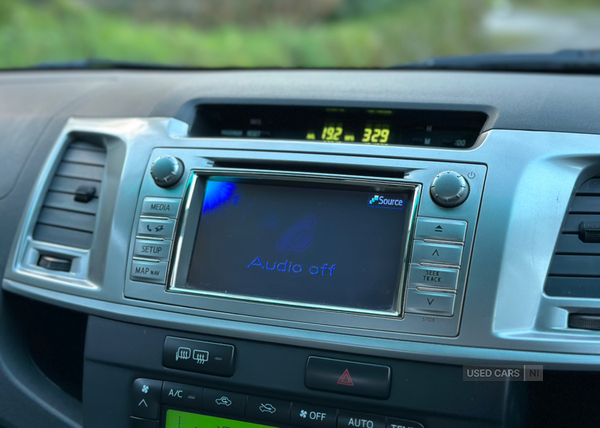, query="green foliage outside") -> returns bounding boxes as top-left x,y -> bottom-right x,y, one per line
0,0 -> 597,69
0,0 -> 493,68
